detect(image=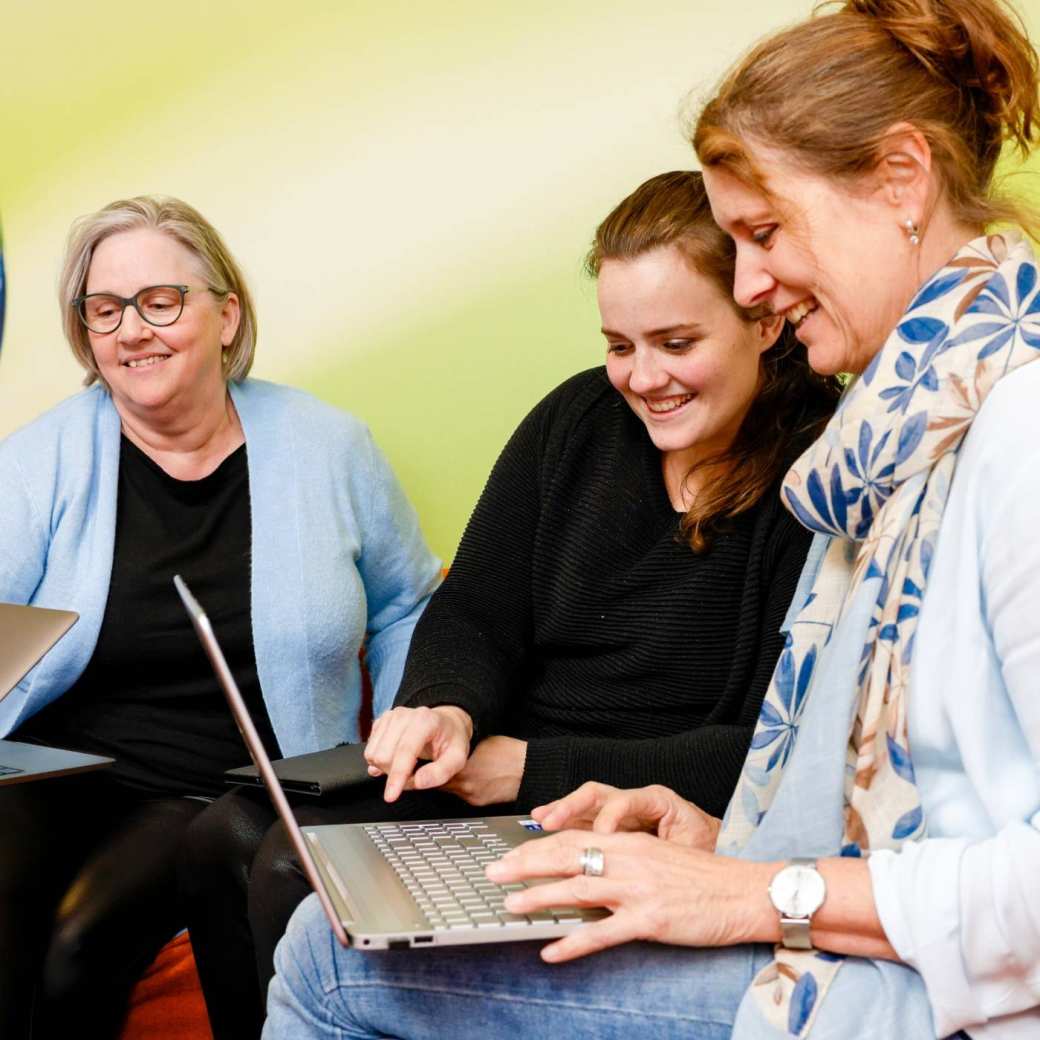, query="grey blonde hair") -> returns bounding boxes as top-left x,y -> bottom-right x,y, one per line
59,195 -> 258,385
